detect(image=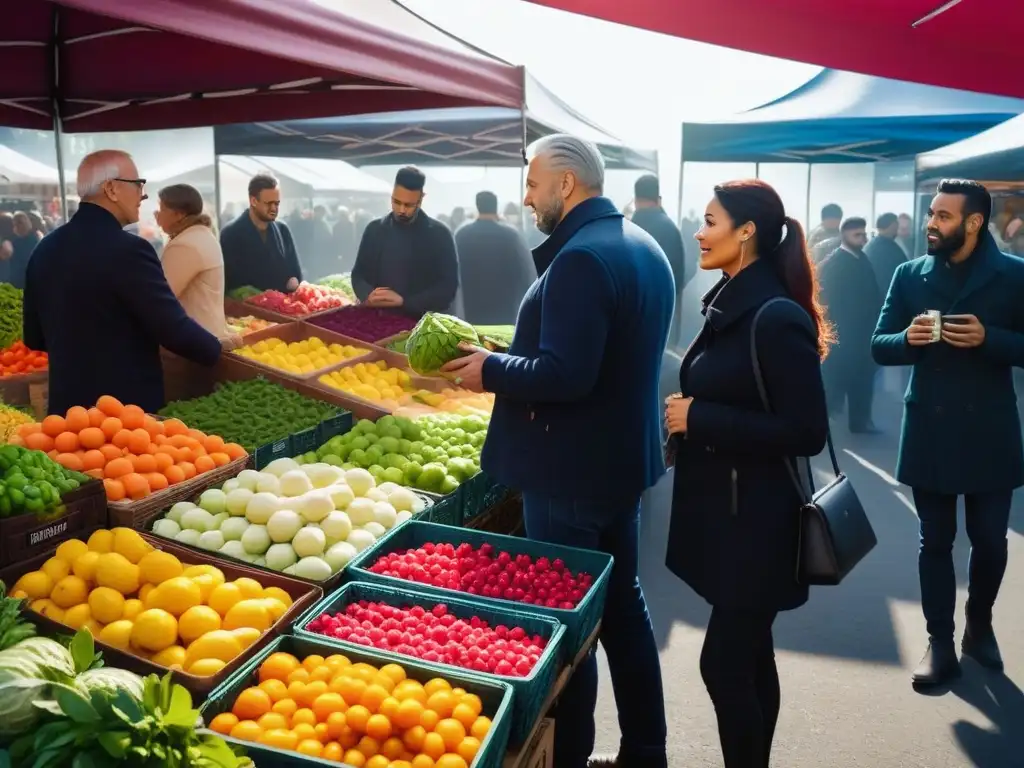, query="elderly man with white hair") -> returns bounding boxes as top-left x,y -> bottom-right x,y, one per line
22,149 -> 225,414
443,134 -> 673,768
